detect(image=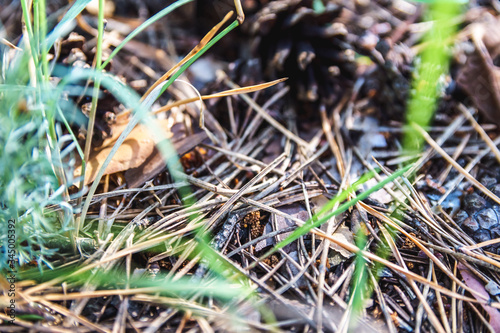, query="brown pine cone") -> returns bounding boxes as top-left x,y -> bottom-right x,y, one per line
249,0 -> 356,106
